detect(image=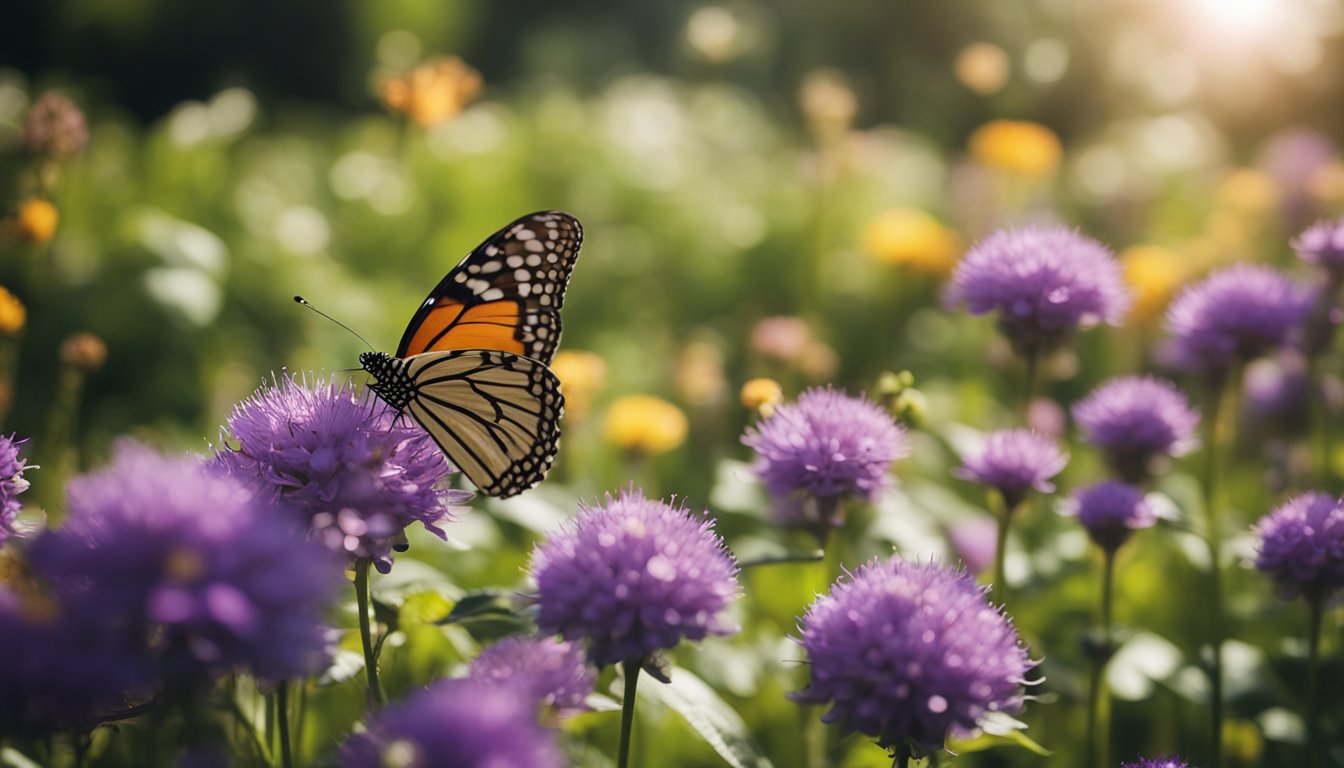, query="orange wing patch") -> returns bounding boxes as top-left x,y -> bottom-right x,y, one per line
402,299 -> 525,357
